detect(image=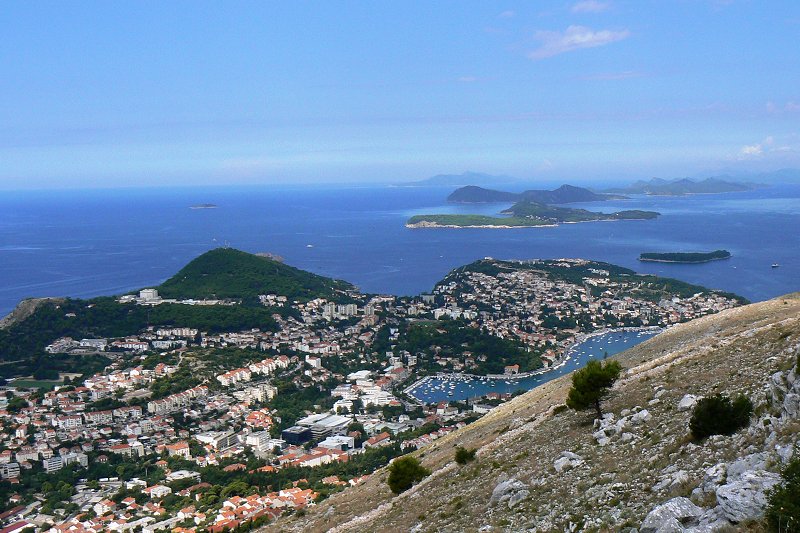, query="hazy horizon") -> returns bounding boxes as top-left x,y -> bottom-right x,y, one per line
2,1 -> 799,190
